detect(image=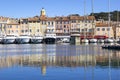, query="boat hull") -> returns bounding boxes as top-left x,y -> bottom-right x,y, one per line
81,39 -> 89,43
89,39 -> 97,43
15,38 -> 30,44
30,38 -> 43,43
44,38 -> 56,44
2,39 -> 15,44
97,39 -> 104,43
104,39 -> 114,43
